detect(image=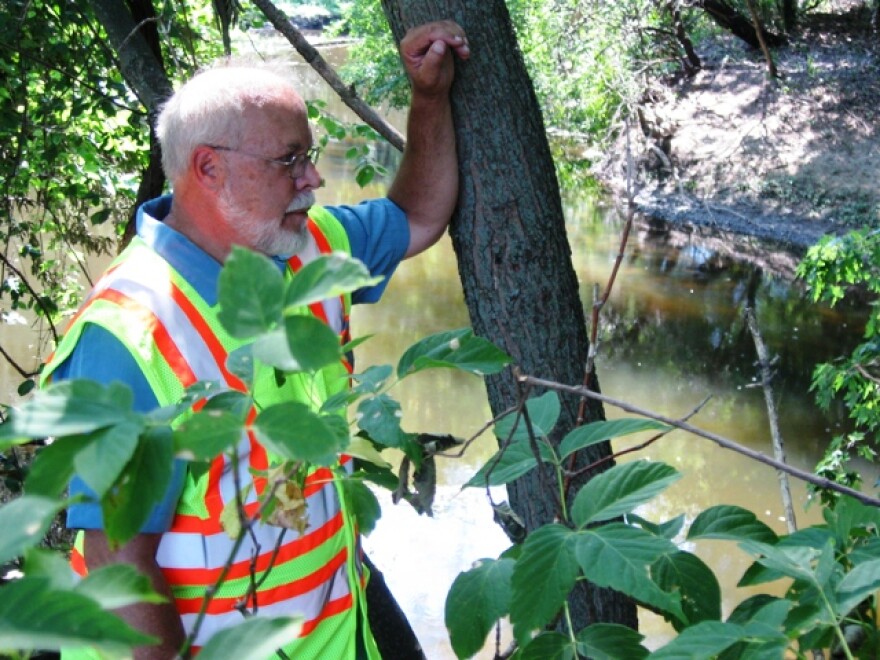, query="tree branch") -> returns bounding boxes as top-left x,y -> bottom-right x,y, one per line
251,0 -> 406,151
516,371 -> 880,509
